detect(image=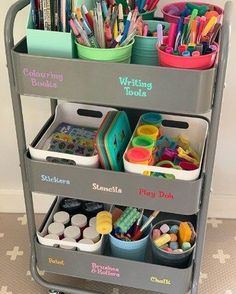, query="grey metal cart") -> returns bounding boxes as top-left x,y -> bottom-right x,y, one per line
4,1 -> 231,293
